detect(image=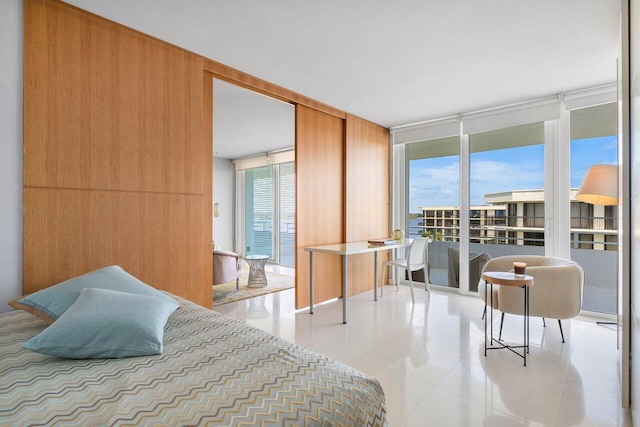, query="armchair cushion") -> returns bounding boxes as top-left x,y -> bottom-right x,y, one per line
213,249 -> 242,286
479,255 -> 584,320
